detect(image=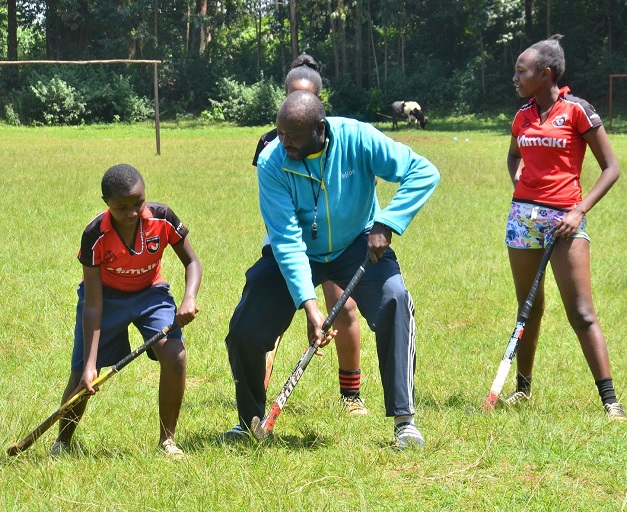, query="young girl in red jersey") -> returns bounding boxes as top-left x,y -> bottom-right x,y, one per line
51,164 -> 203,456
504,35 -> 624,421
